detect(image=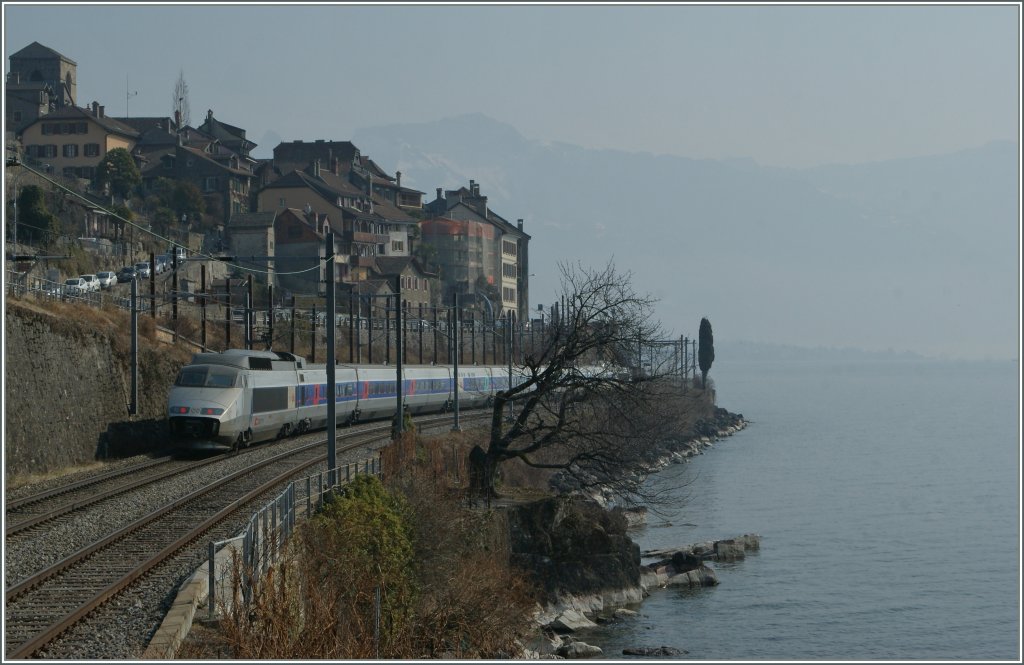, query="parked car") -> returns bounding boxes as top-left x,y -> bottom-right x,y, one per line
63,277 -> 86,296
79,274 -> 101,292
156,254 -> 170,273
134,262 -> 151,279
96,271 -> 117,289
170,246 -> 187,261
117,266 -> 137,283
